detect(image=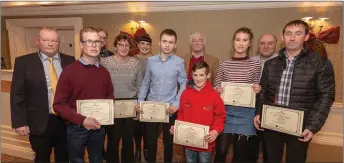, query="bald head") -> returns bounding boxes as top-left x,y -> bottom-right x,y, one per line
190,32 -> 205,53
258,33 -> 277,57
